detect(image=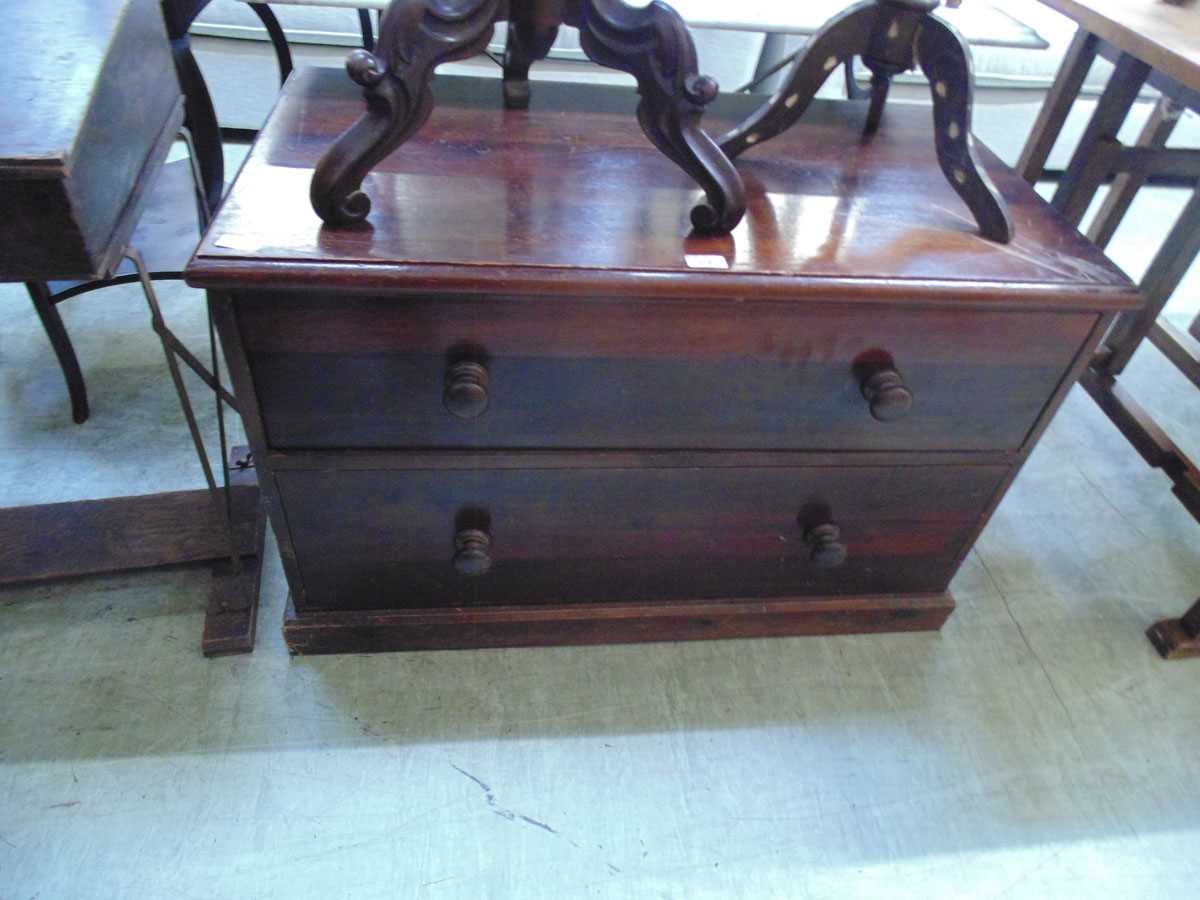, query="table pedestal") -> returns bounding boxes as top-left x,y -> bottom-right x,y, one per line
309,0 -> 745,234
720,0 -> 1013,243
